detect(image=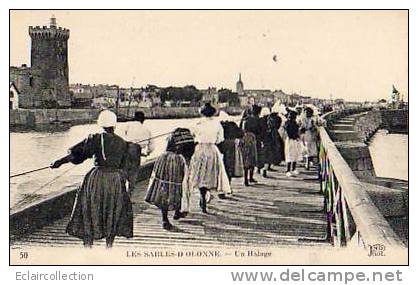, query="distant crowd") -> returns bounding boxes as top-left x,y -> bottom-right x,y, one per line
50,99 -> 324,247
